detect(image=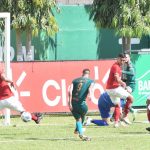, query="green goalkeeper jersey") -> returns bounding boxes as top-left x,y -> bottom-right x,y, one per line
72,77 -> 94,104
122,61 -> 136,91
